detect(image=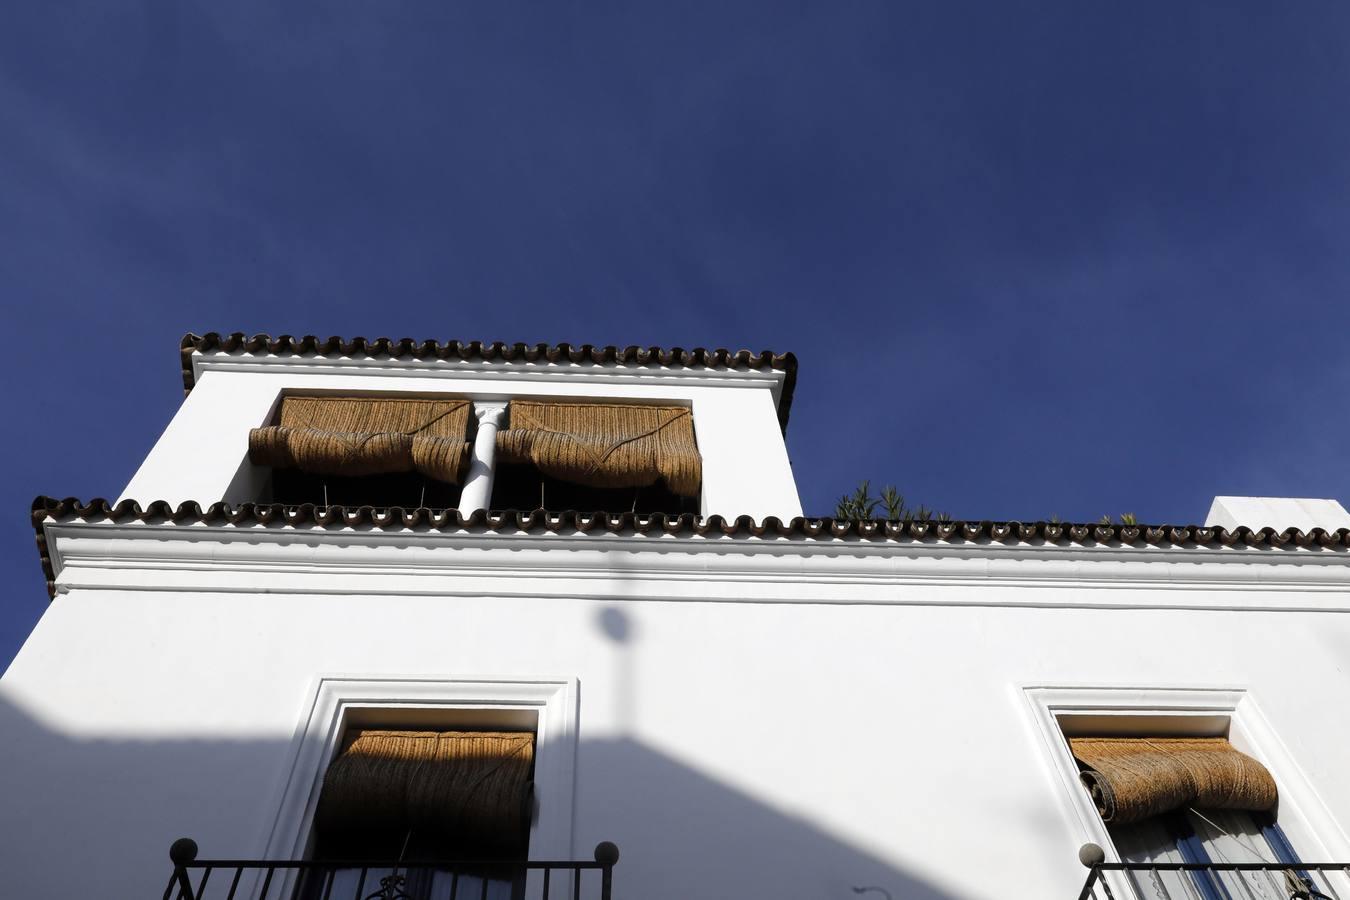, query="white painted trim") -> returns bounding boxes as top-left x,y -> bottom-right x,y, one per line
43,521 -> 1350,610
1021,685 -> 1350,884
191,352 -> 787,404
260,676 -> 578,865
